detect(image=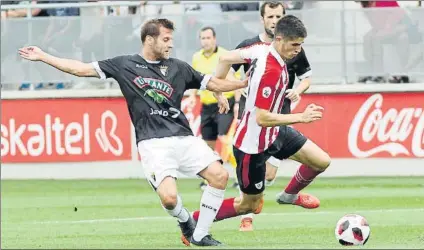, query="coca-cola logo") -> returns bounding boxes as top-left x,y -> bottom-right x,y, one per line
348,94 -> 424,158
1,110 -> 124,158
